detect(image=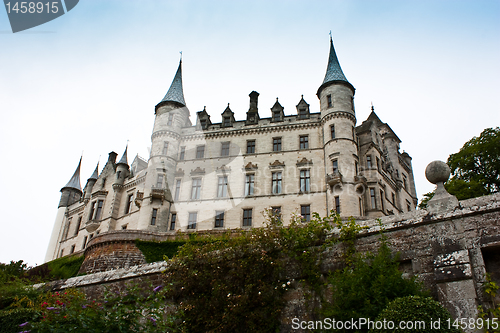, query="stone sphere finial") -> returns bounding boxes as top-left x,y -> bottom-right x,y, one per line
425,160 -> 451,184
